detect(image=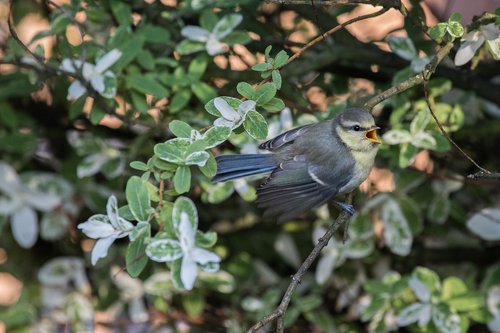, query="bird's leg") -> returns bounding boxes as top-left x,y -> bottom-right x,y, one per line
333,200 -> 356,216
